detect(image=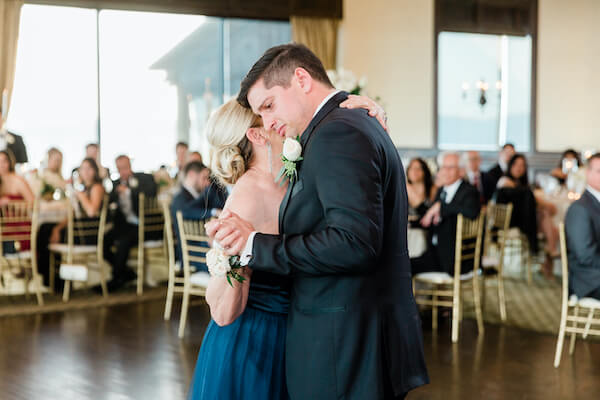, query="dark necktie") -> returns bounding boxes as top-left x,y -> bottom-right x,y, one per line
440,189 -> 447,203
